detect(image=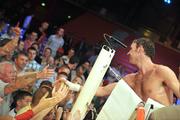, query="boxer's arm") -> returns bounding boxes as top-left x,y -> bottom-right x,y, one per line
62,79 -> 117,97
162,66 -> 180,98
95,74 -> 135,97
96,83 -> 117,97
